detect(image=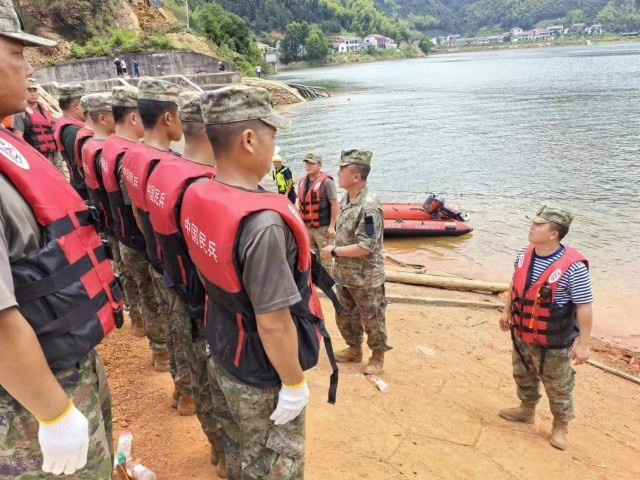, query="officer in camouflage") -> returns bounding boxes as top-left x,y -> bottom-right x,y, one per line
321,149 -> 391,376
0,1 -> 114,477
